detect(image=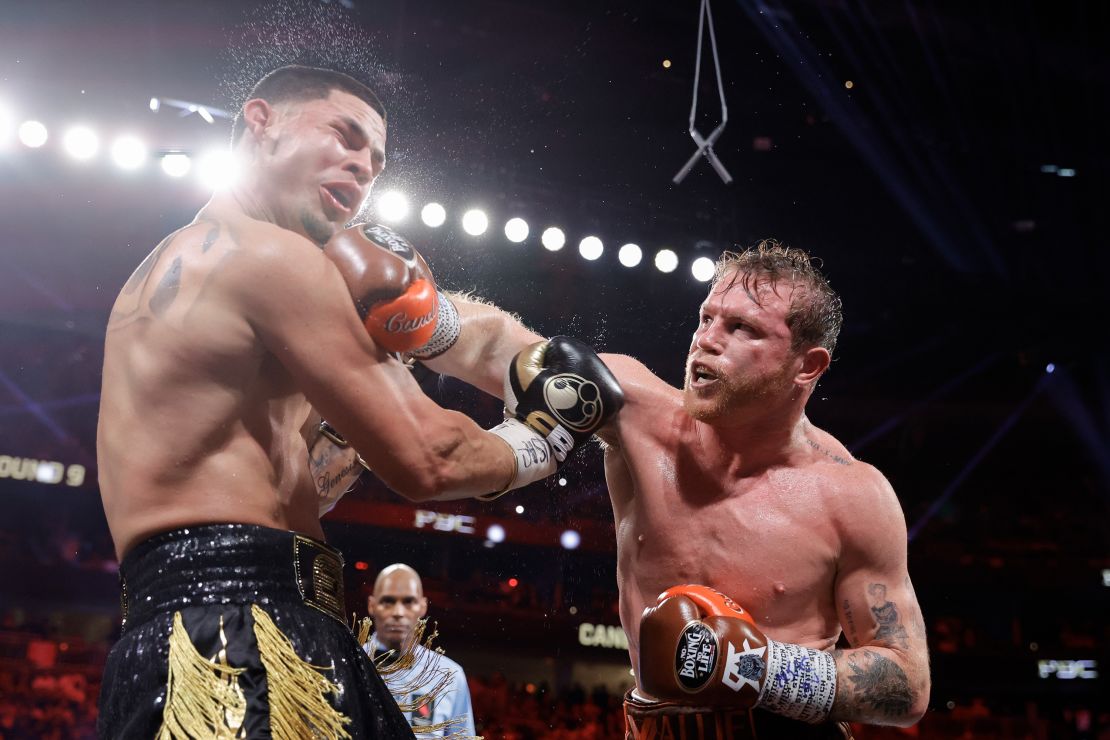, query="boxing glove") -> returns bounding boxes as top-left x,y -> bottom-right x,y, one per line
638,585 -> 838,723
325,222 -> 459,358
484,336 -> 624,496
